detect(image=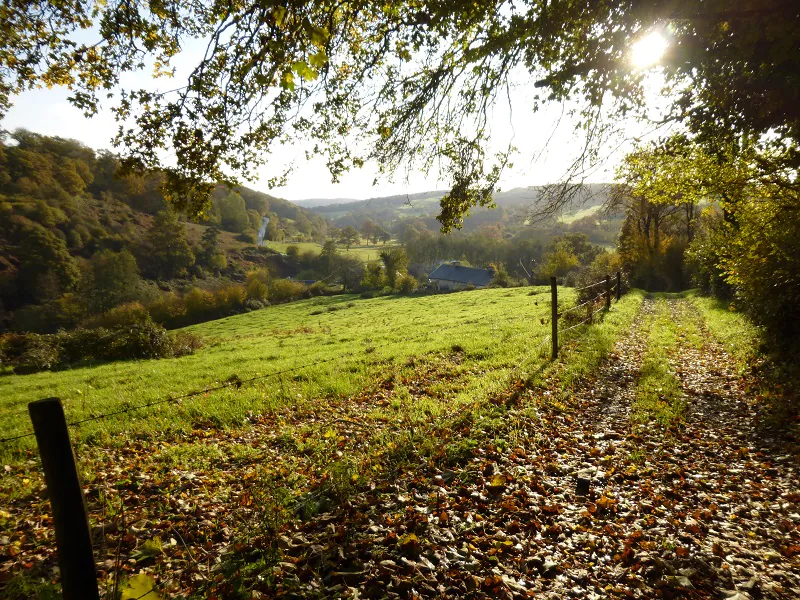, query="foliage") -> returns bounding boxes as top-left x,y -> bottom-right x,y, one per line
489,264 -> 512,288
361,263 -> 385,290
5,2 -> 799,230
142,210 -> 195,280
217,191 -> 250,233
0,320 -> 202,374
245,269 -> 271,303
196,225 -> 227,274
83,302 -> 151,330
538,240 -> 579,281
337,226 -> 360,250
82,248 -> 143,313
0,213 -> 80,306
397,274 -> 419,294
380,248 -> 409,290
269,279 -> 308,304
